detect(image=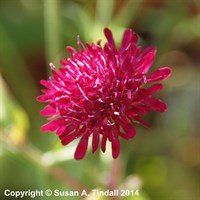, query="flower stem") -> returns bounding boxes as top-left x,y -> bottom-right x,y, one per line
107,157 -> 122,200
113,0 -> 143,27
93,0 -> 114,41
44,0 -> 62,71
